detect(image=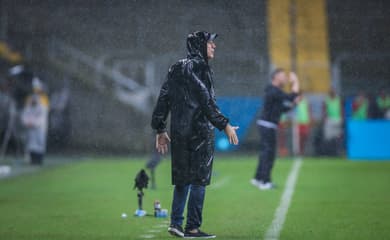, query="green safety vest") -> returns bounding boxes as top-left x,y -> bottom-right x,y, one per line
296,98 -> 310,124
325,97 -> 341,121
280,113 -> 287,123
377,96 -> 390,110
352,100 -> 368,120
